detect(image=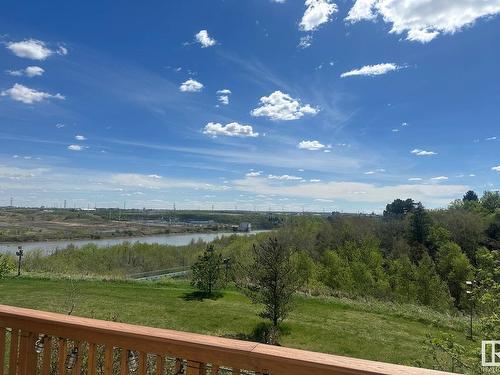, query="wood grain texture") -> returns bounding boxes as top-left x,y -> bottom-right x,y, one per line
0,304 -> 460,375
0,328 -> 5,375
87,343 -> 96,375
120,348 -> 128,375
104,345 -> 113,375
138,351 -> 146,375
156,354 -> 165,375
57,338 -> 67,375
41,336 -> 53,375
8,329 -> 19,375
